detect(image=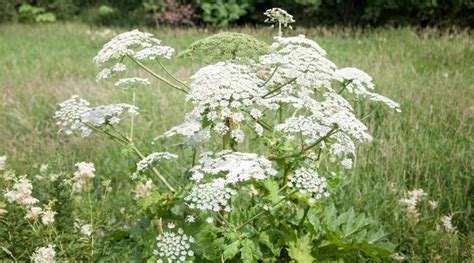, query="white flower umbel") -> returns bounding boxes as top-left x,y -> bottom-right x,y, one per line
261,35 -> 337,91
185,179 -> 236,212
183,61 -> 273,143
114,77 -> 151,87
131,152 -> 177,179
336,67 -> 401,112
154,228 -> 195,262
55,95 -> 138,137
4,176 -> 39,207
31,245 -> 56,263
264,8 -> 295,36
288,167 -> 329,204
72,162 -> 96,193
190,151 -> 277,184
93,29 -> 174,67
